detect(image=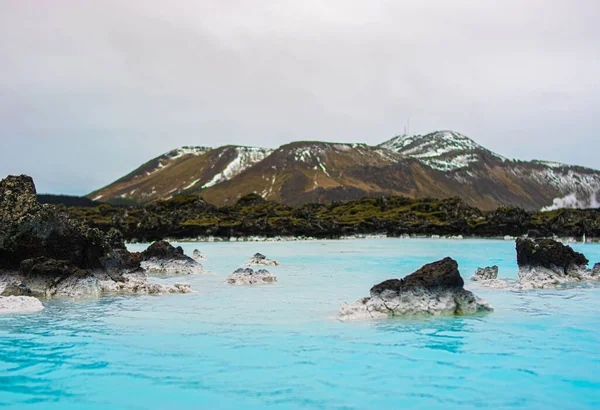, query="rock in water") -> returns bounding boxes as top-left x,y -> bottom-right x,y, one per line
0,175 -> 191,299
516,238 -> 597,288
593,263 -> 600,277
141,241 -> 205,275
245,253 -> 279,266
226,268 -> 277,285
471,266 -> 499,281
0,296 -> 44,314
192,249 -> 207,260
339,257 -> 493,320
